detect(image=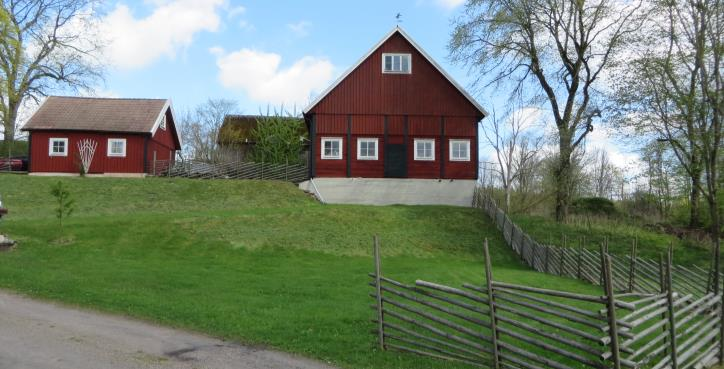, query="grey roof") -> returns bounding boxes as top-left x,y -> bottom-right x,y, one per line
22,96 -> 170,133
